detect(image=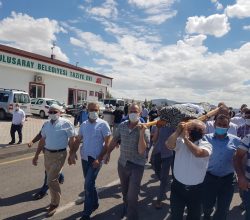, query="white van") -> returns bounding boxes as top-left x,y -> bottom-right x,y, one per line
0,88 -> 31,120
